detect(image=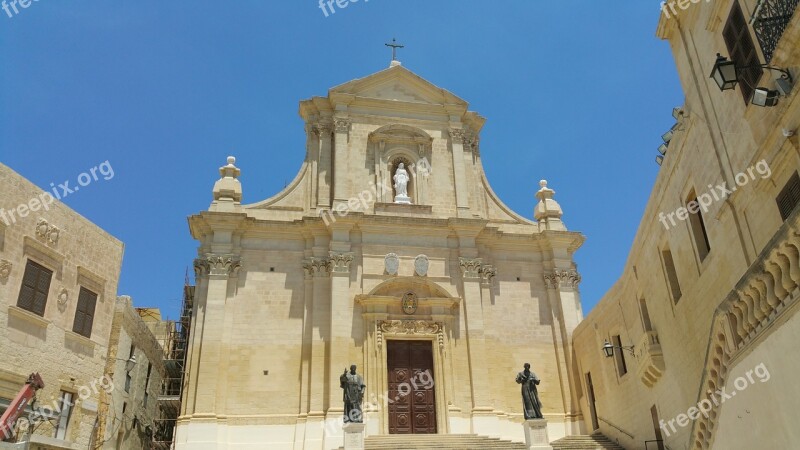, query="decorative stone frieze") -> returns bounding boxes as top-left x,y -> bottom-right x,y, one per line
377,320 -> 445,351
